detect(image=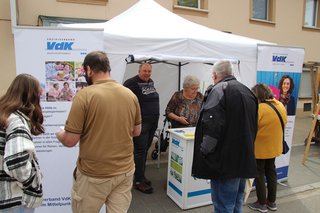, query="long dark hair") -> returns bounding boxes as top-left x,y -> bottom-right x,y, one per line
0,74 -> 44,135
279,75 -> 295,94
